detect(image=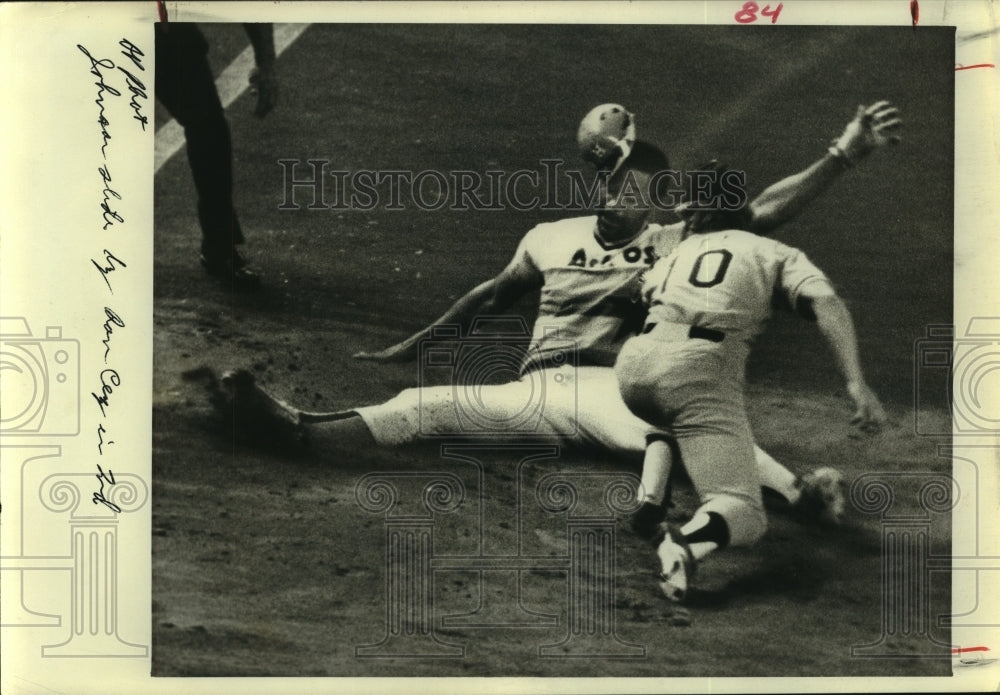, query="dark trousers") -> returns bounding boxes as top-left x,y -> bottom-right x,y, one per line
155,24 -> 244,261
